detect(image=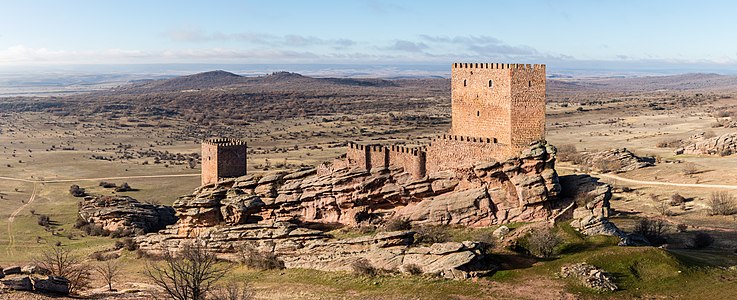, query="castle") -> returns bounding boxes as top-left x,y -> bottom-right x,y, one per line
342,63 -> 546,178
201,138 -> 247,185
201,63 -> 546,184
